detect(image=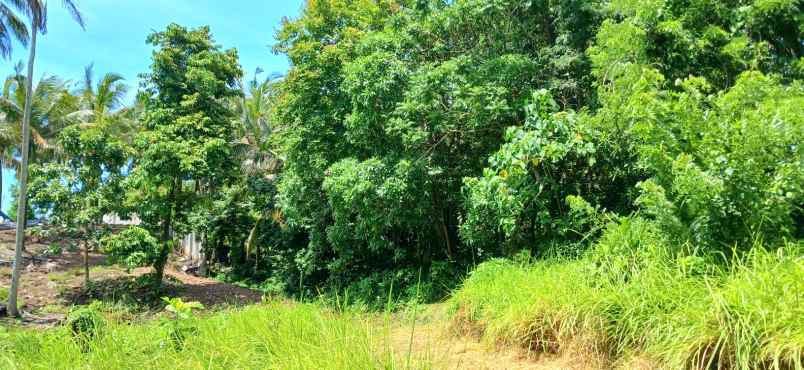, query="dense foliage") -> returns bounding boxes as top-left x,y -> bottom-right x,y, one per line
7,0 -> 803,307
121,24 -> 243,285
0,1 -> 801,367
259,0 -> 802,302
